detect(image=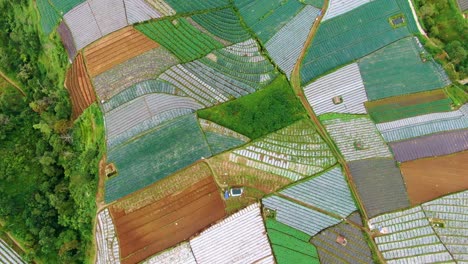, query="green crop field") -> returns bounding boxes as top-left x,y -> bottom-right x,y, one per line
365,89 -> 453,123
205,132 -> 245,155
163,0 -> 230,13
136,18 -> 223,63
266,219 -> 320,264
359,37 -> 450,101
300,0 -> 419,85
36,0 -> 84,34
104,114 -> 212,203
234,0 -> 304,43
192,8 -> 250,44
198,75 -> 307,139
